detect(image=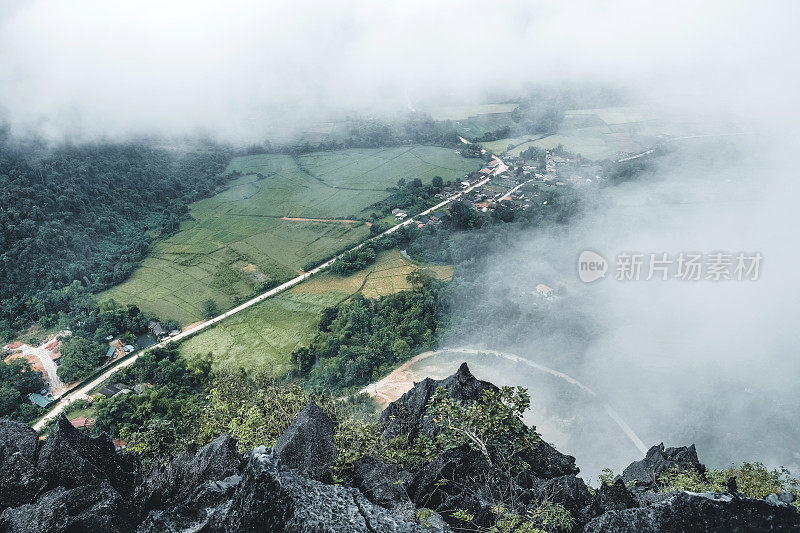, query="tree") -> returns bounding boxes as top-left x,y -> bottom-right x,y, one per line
58,336 -> 106,383
427,385 -> 540,469
291,346 -> 315,374
202,298 -> 220,319
432,175 -> 444,189
448,201 -> 481,230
